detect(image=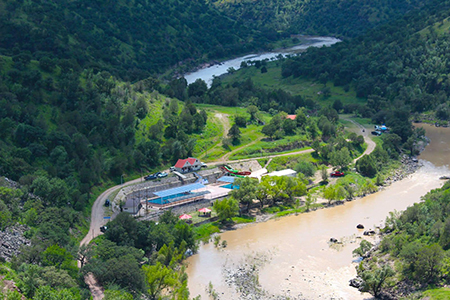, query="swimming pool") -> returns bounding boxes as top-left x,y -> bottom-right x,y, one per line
148,191 -> 209,205
221,184 -> 239,190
